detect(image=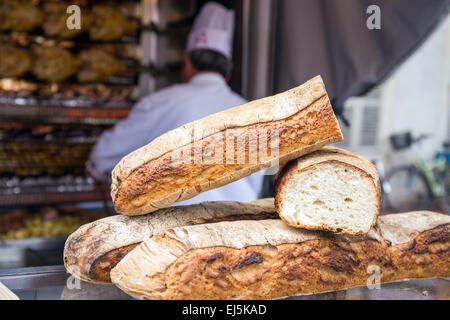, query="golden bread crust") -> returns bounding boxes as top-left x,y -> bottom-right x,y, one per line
110,212 -> 450,300
114,95 -> 342,215
111,76 -> 328,198
112,75 -> 343,215
64,199 -> 278,283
